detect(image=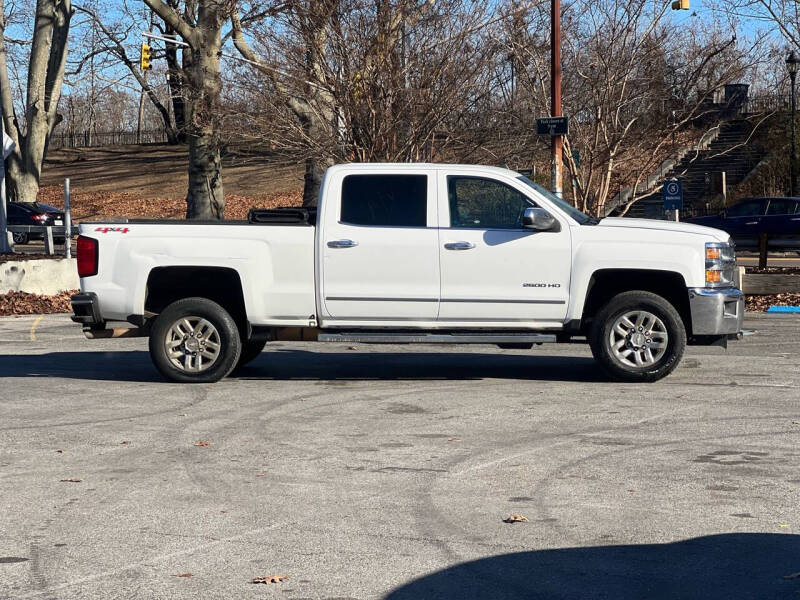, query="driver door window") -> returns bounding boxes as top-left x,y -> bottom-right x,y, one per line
766,199 -> 798,215
448,177 -> 533,229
